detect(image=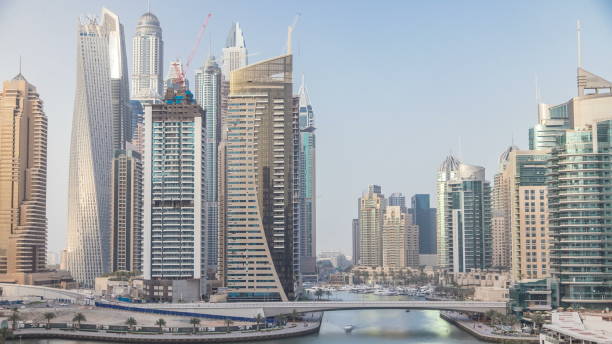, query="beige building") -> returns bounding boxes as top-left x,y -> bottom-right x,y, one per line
0,74 -> 47,277
498,150 -> 550,281
491,146 -> 516,269
382,206 -> 406,268
359,185 -> 385,267
219,54 -> 294,302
